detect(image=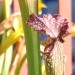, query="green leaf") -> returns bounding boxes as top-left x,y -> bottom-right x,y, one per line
18,0 -> 42,75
